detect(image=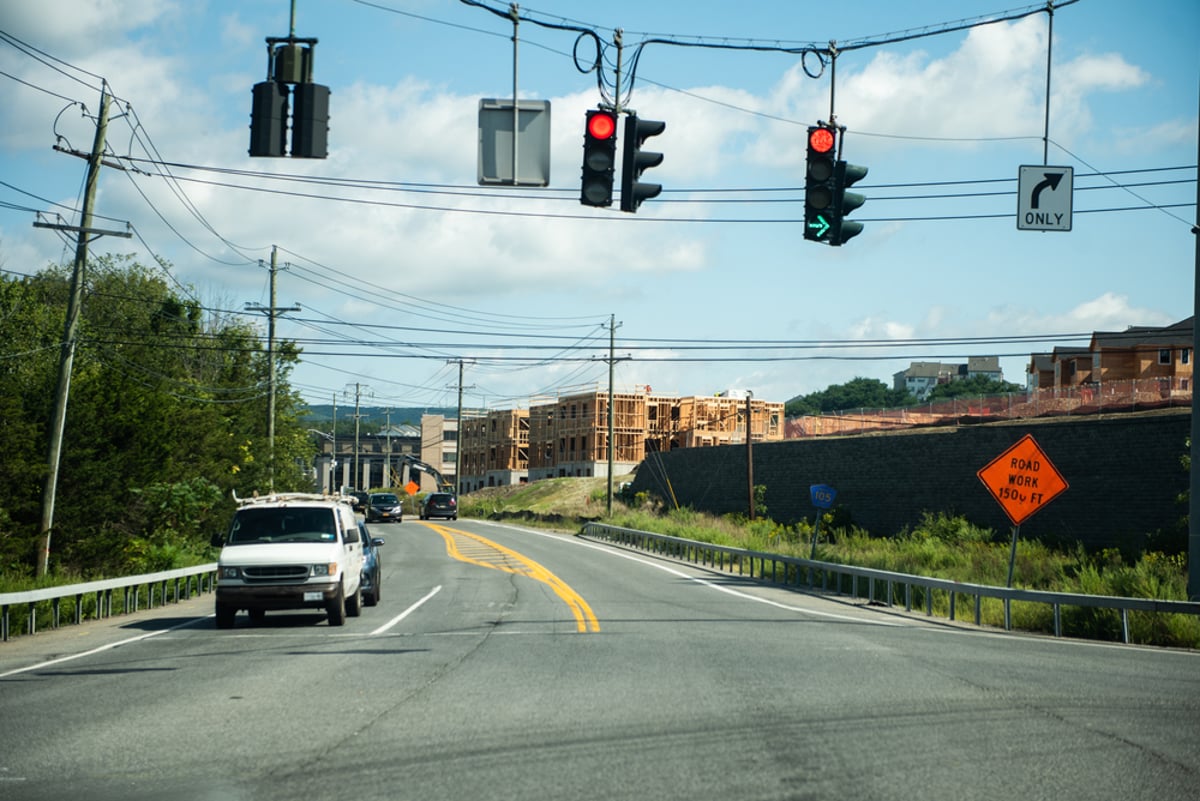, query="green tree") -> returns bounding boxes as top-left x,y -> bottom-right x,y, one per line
0,254 -> 312,577
925,374 -> 1023,401
786,377 -> 916,417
